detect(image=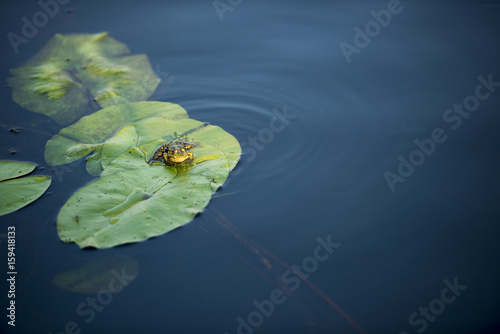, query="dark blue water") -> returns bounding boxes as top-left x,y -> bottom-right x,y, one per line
1,1 -> 500,333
